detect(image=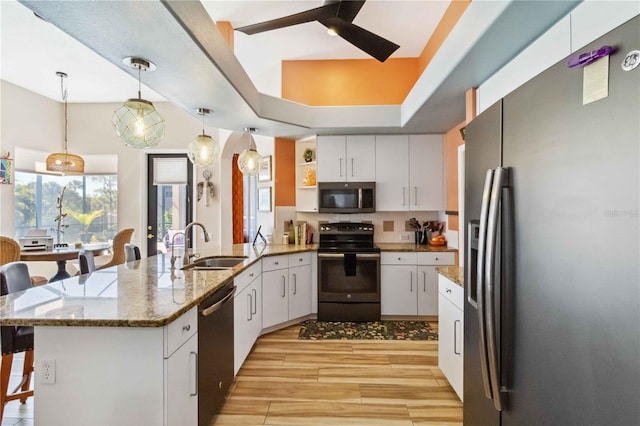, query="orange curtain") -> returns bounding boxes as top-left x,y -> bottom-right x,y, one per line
232,154 -> 245,244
